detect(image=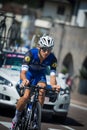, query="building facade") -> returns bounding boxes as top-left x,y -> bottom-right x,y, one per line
34,0 -> 87,93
